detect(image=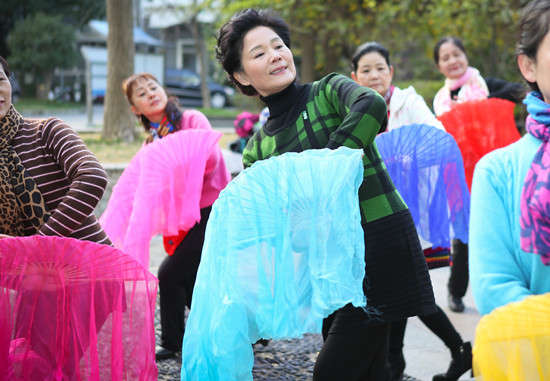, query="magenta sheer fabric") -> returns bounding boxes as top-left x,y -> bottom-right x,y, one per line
0,235 -> 158,381
100,129 -> 222,267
